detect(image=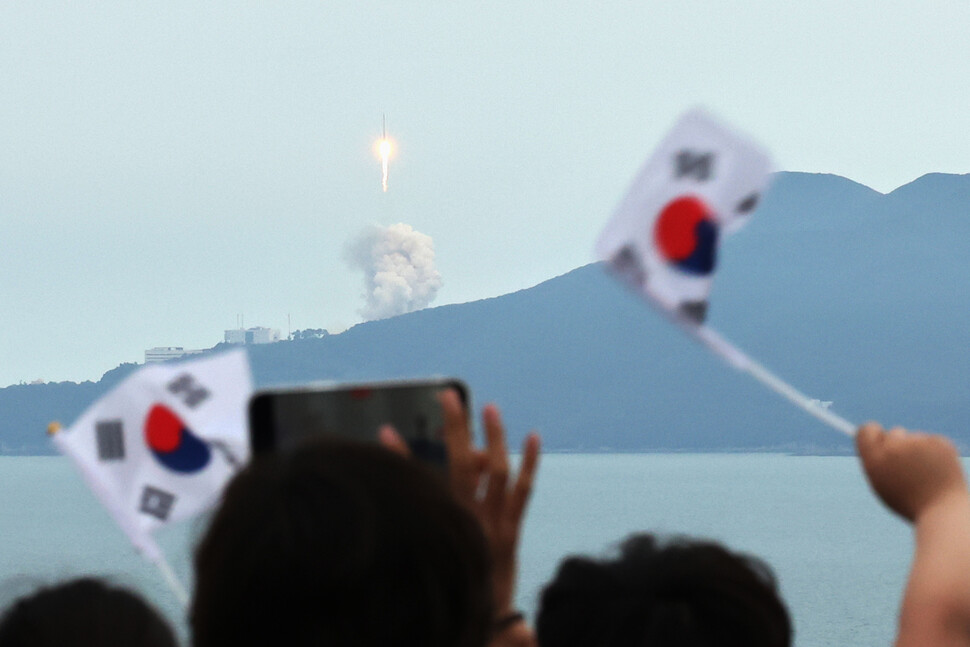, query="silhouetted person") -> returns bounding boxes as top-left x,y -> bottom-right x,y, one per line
0,577 -> 176,647
191,437 -> 493,647
536,533 -> 790,647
